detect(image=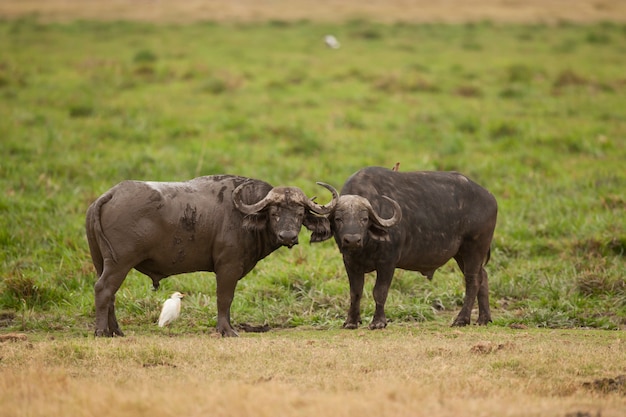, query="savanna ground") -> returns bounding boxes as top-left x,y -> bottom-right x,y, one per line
1,1 -> 625,416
